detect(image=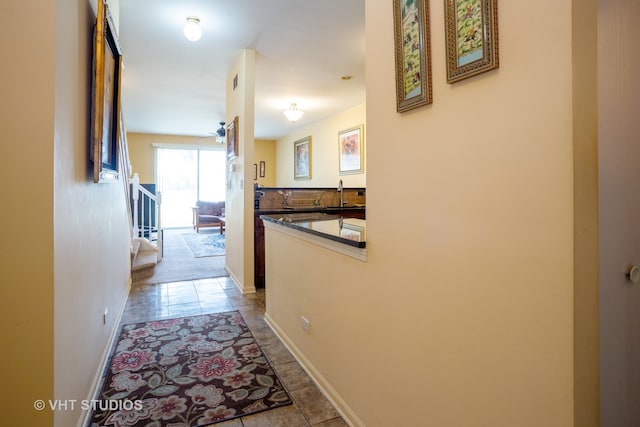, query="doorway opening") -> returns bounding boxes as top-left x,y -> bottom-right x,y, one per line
156,147 -> 226,228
